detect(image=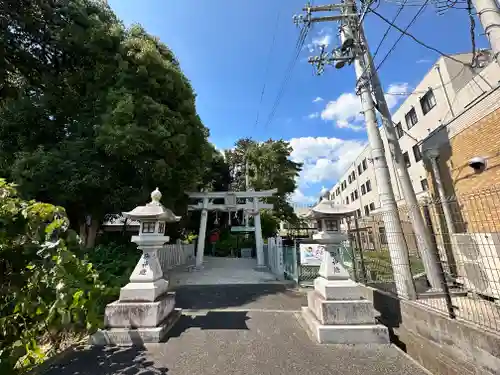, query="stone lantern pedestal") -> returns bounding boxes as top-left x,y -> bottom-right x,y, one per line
301,190 -> 389,344
91,188 -> 181,346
